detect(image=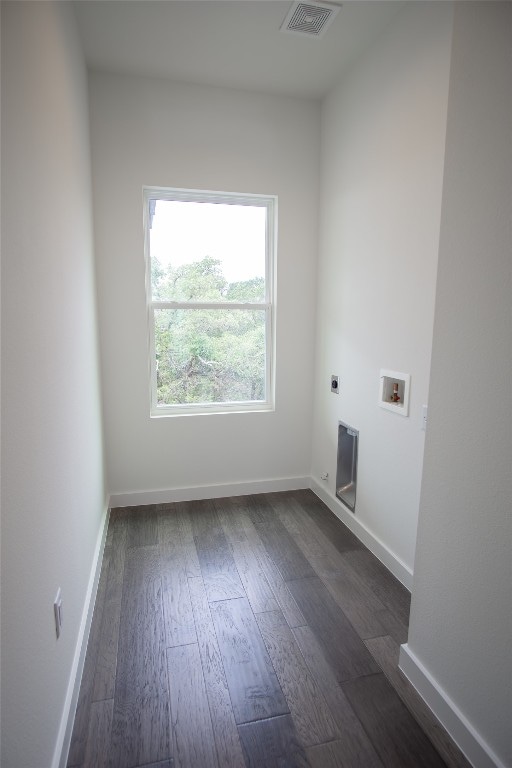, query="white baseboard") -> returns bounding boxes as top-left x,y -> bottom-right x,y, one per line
109,476 -> 310,508
309,478 -> 413,590
399,644 -> 507,768
53,499 -> 111,768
